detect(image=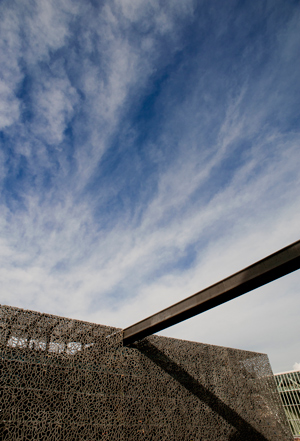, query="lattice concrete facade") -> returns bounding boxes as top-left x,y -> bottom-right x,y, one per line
0,305 -> 292,440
